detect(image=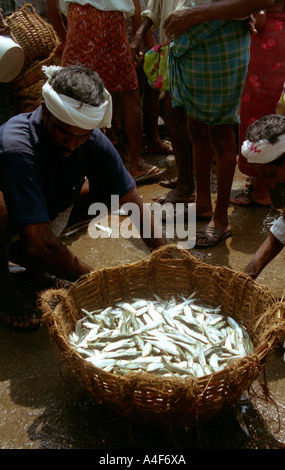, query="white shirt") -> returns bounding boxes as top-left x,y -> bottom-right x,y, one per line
141,0 -> 235,43
270,216 -> 285,244
62,0 -> 135,18
141,0 -> 191,43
